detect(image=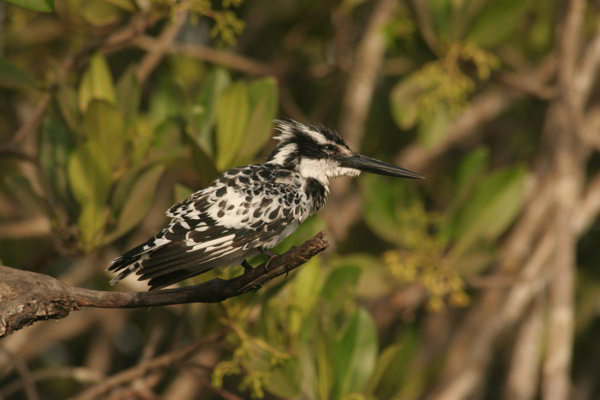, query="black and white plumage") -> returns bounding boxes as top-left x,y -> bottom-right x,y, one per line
108,119 -> 422,290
